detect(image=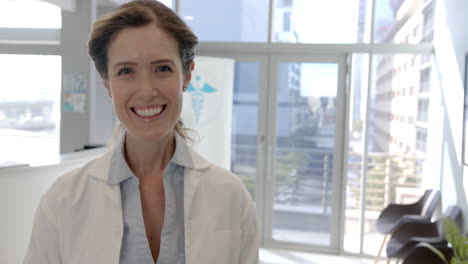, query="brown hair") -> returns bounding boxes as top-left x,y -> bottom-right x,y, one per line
88,0 -> 198,143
